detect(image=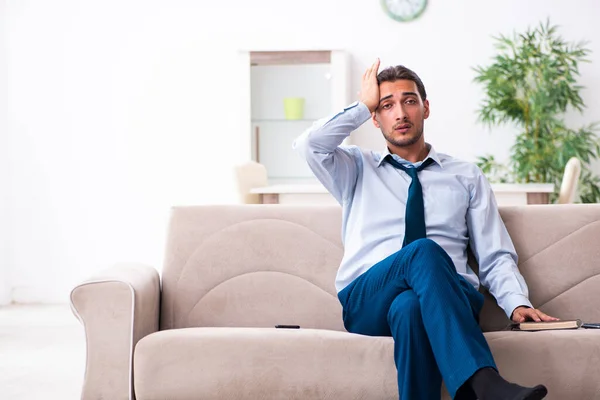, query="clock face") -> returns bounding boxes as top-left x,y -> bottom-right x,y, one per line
381,0 -> 428,22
